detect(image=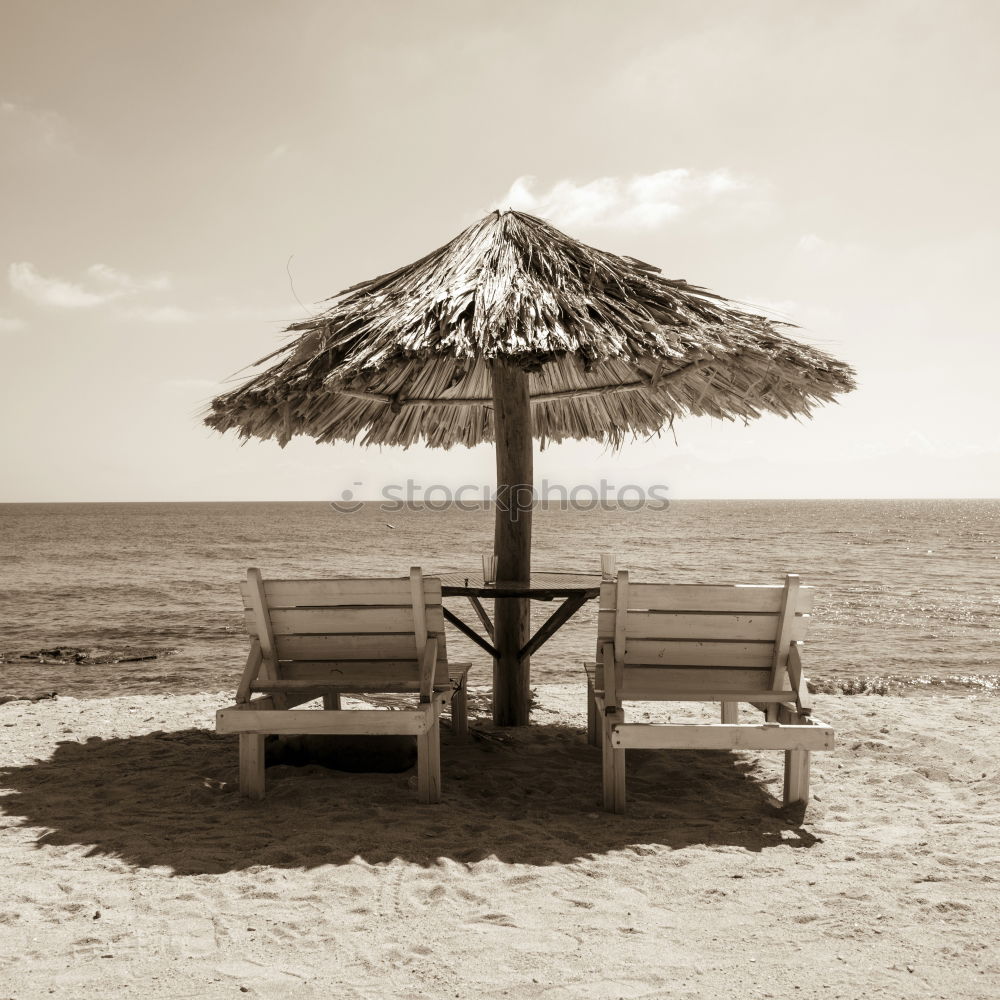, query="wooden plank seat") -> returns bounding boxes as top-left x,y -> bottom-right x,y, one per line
216,567 -> 471,803
585,571 -> 834,814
